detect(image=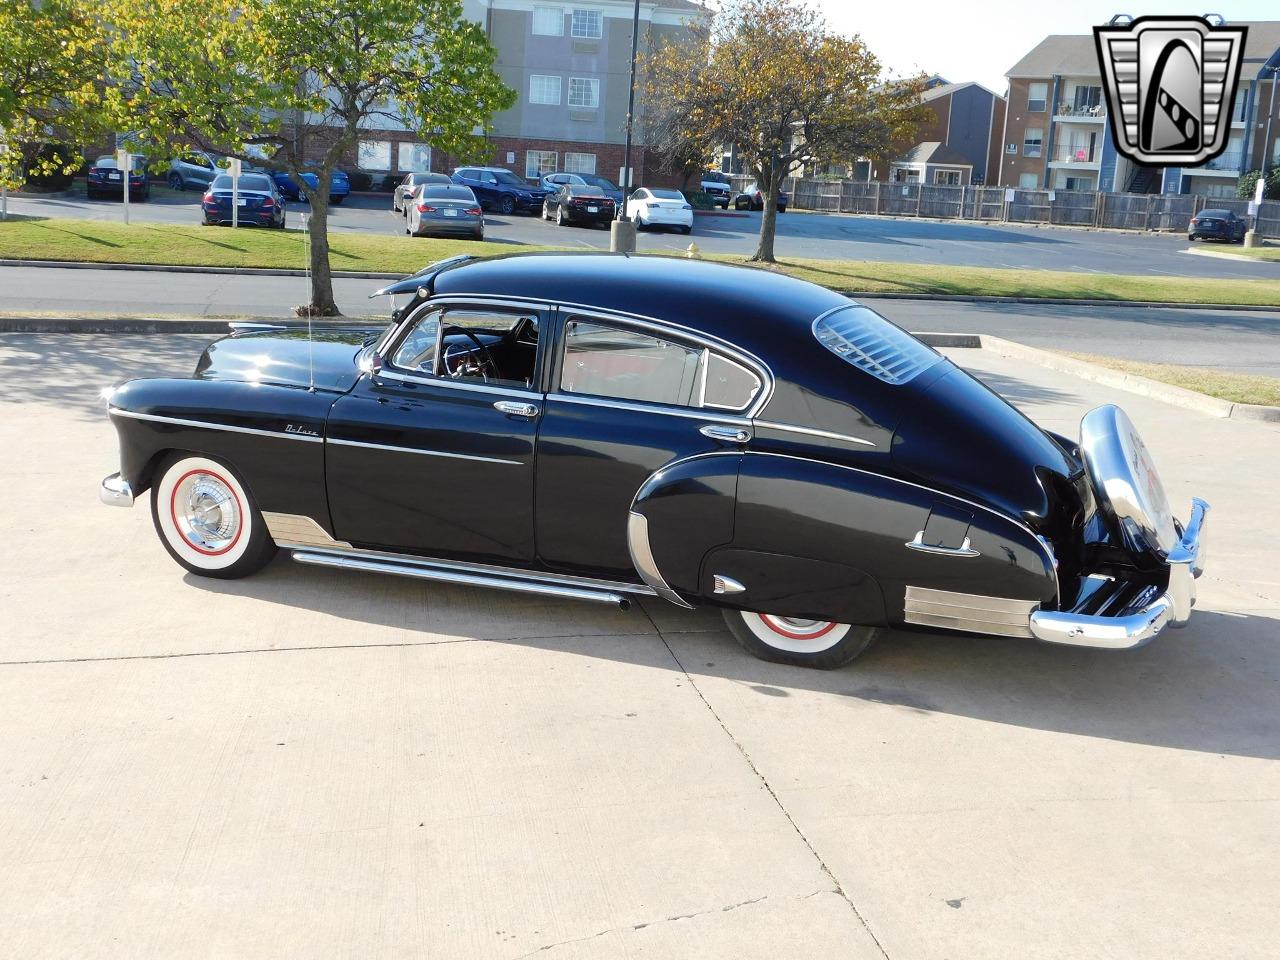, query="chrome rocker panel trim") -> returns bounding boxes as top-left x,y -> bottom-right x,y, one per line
100,473 -> 135,507
1030,498 -> 1209,650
